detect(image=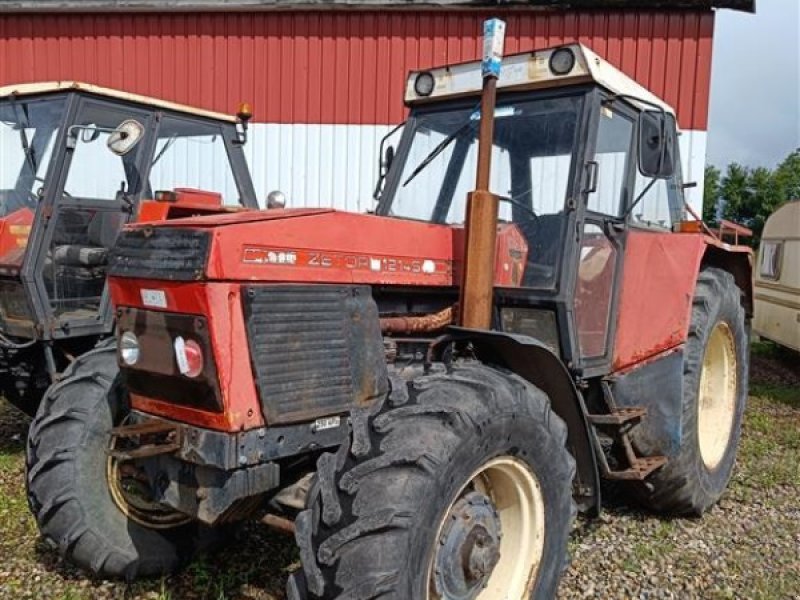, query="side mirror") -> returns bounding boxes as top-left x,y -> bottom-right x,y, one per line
638,111 -> 677,179
383,145 -> 395,174
107,120 -> 145,156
